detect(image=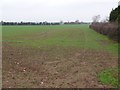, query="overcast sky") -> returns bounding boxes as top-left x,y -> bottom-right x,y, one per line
0,0 -> 119,22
